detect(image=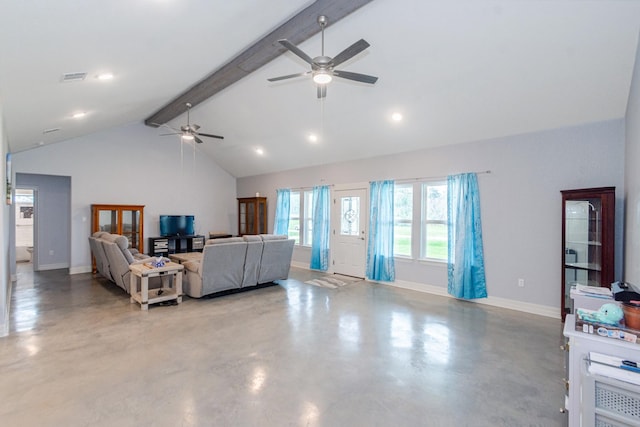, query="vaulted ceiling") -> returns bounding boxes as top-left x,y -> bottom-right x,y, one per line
1,0 -> 639,178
